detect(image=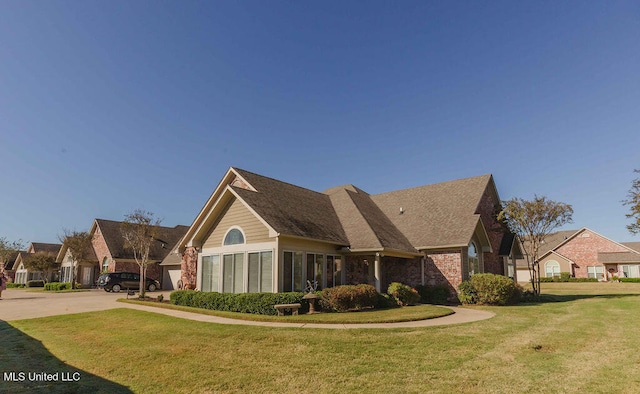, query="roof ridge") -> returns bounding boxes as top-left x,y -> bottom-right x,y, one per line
372,173 -> 492,197
233,167 -> 328,197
